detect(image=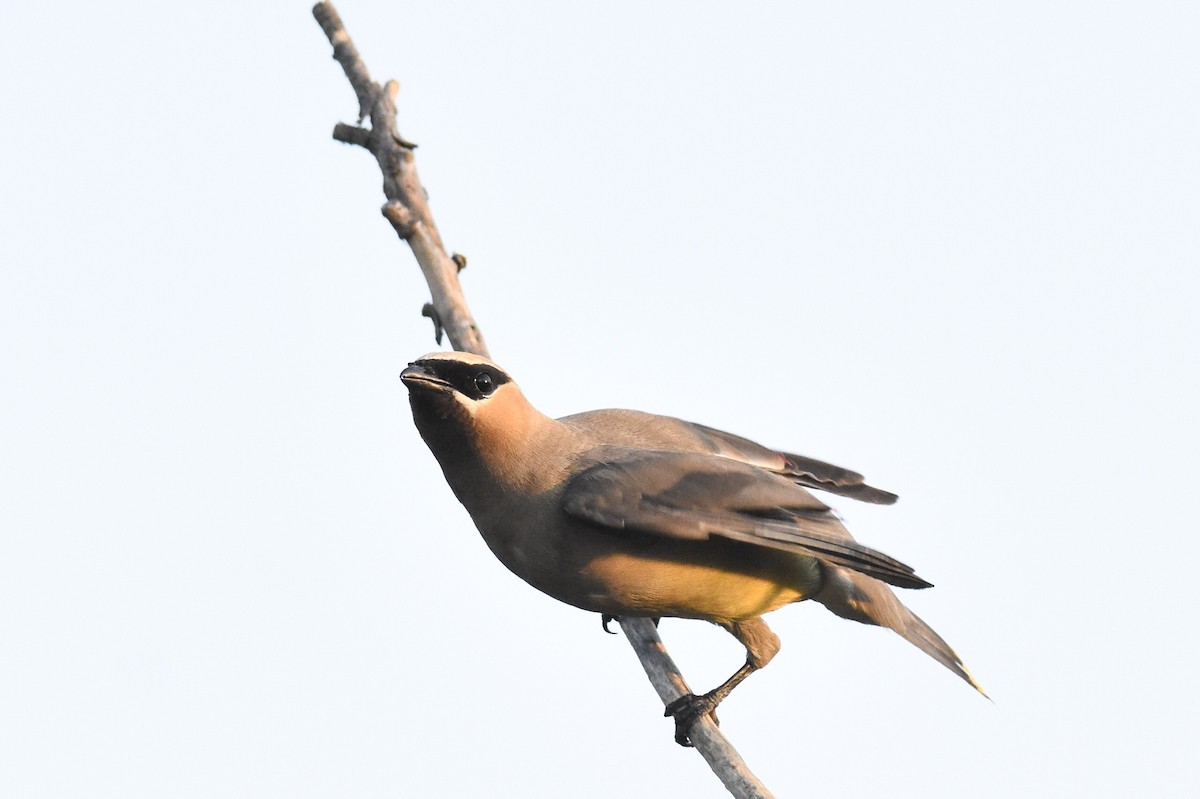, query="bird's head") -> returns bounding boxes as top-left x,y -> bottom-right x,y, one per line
400,351 -> 540,462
